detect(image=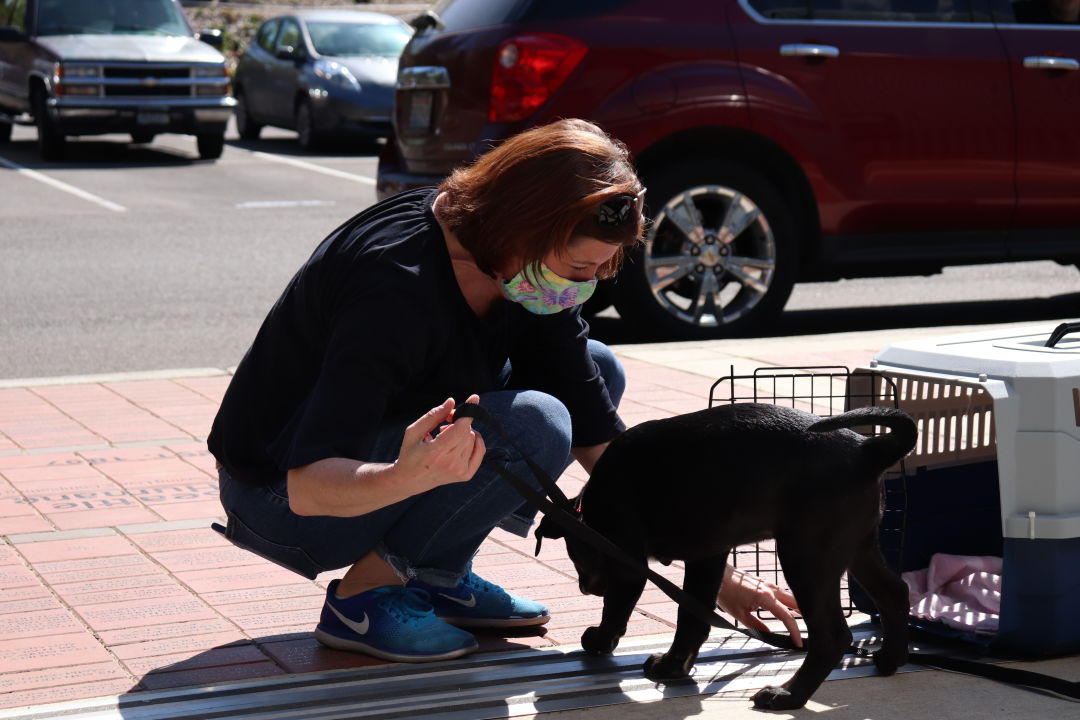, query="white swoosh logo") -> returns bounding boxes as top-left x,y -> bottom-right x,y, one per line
438,592 -> 477,608
328,604 -> 370,634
